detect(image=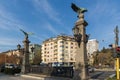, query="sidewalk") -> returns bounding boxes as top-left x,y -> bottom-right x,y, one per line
20,72 -> 114,80
21,73 -> 101,80
21,73 -> 73,80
